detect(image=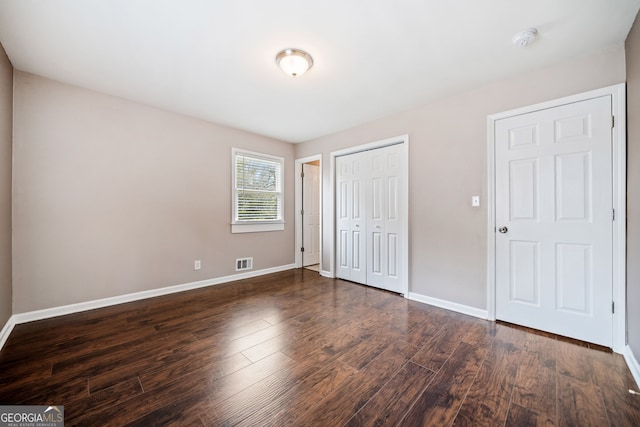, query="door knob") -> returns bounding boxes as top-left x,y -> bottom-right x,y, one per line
498,226 -> 508,233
